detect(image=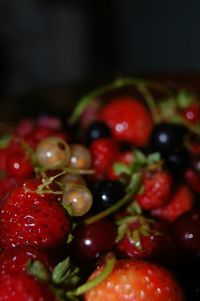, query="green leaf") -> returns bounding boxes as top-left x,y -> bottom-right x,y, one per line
52,257 -> 71,284
147,152 -> 161,164
113,162 -> 131,176
134,149 -> 147,165
176,89 -> 194,109
27,260 -> 50,282
0,133 -> 11,149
